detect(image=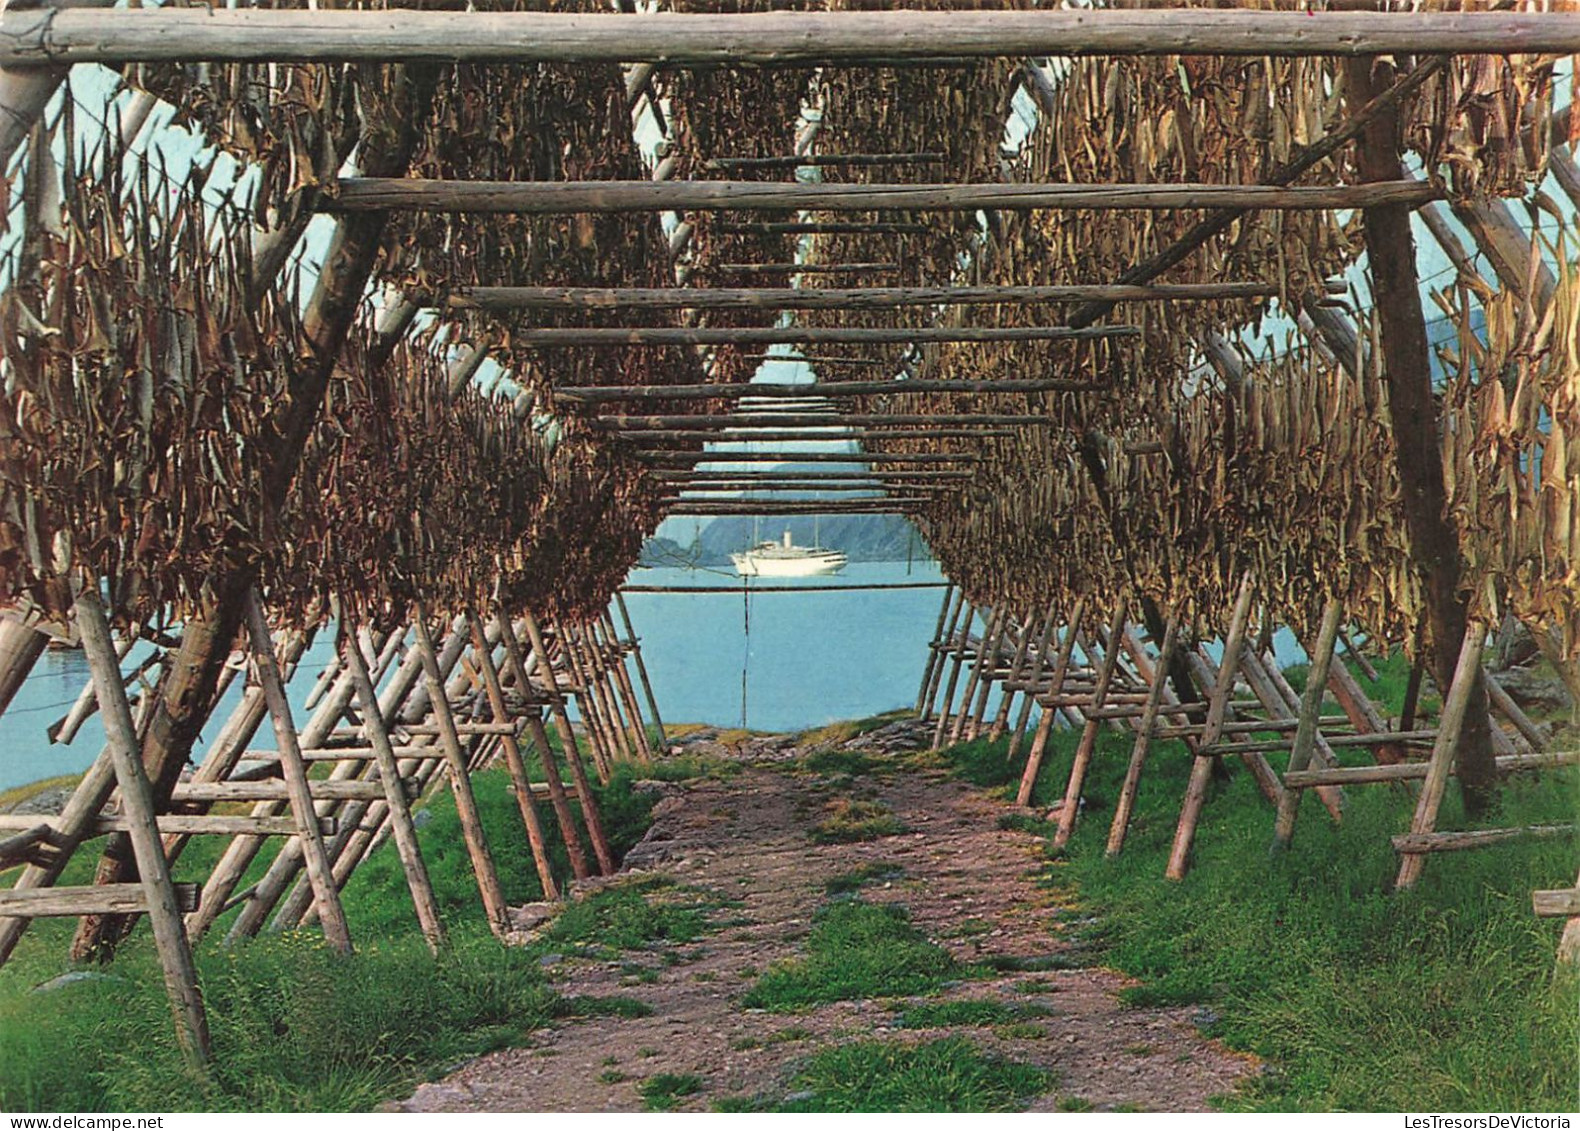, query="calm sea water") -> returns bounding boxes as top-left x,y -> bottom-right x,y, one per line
0,560 -> 950,790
